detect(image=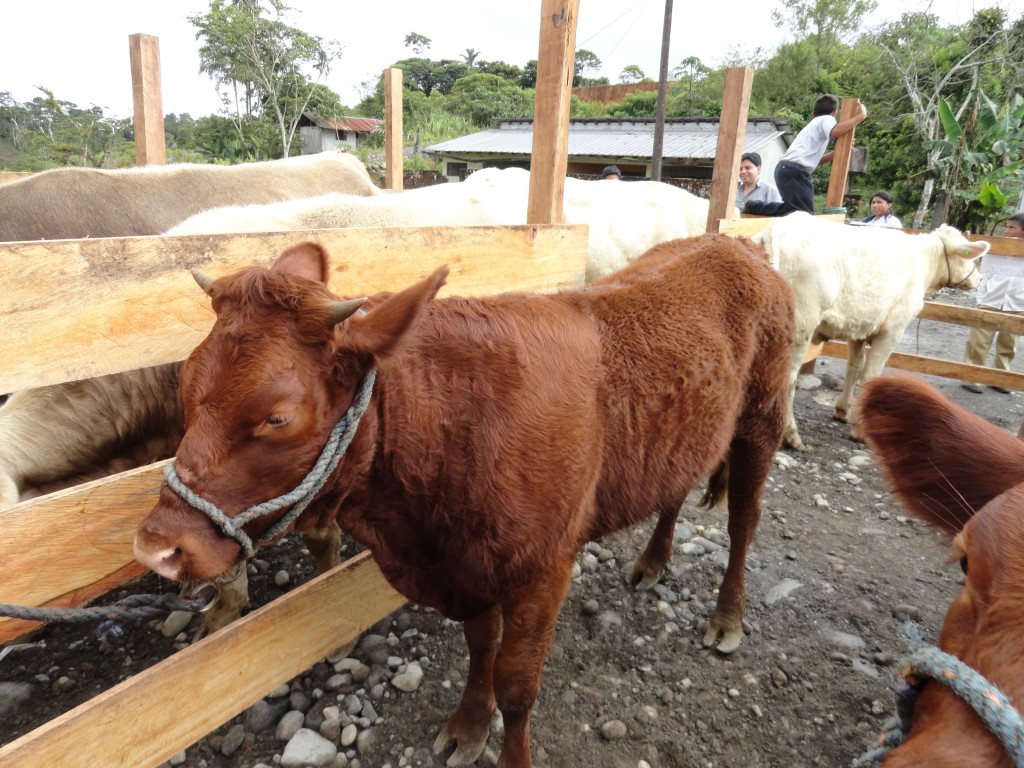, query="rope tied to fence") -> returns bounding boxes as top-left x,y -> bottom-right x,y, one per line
164,369 -> 377,559
853,644 -> 1024,767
